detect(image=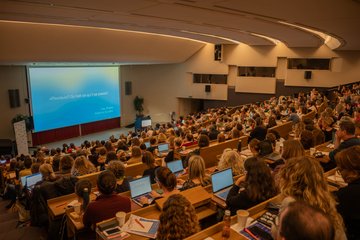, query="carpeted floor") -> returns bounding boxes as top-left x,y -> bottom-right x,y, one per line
0,197 -> 47,240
